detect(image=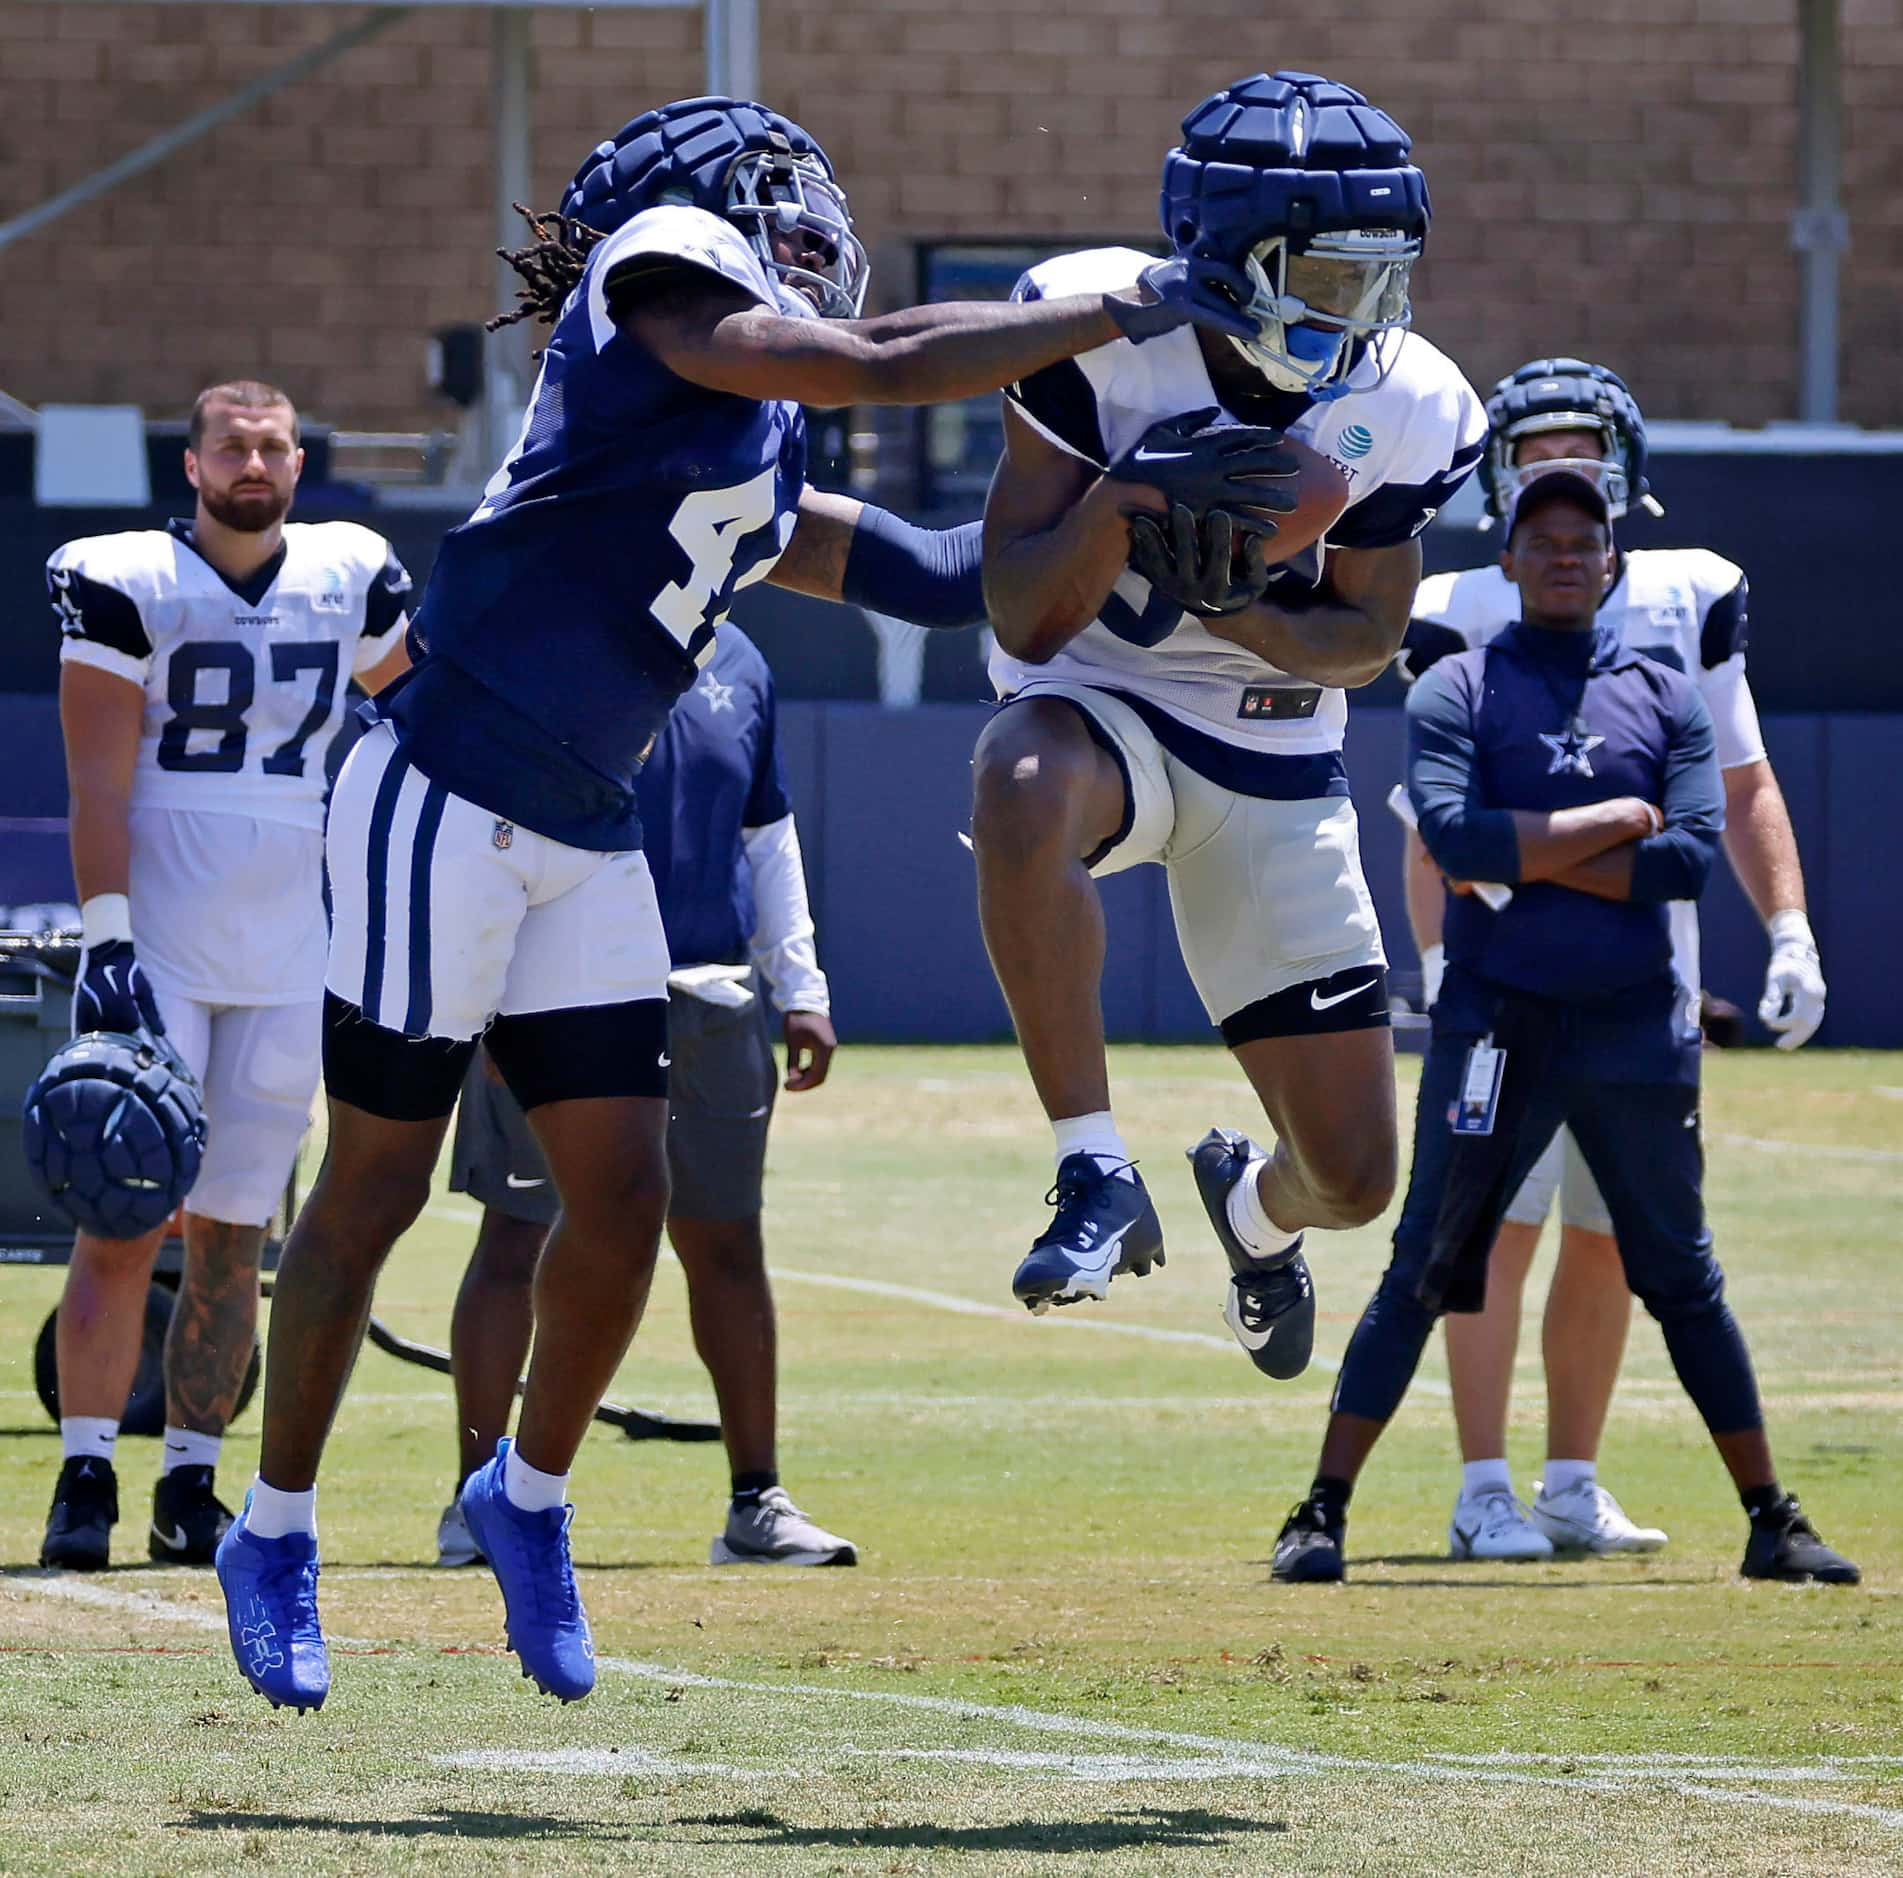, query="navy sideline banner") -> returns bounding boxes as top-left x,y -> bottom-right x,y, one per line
1,693 -> 1893,1047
